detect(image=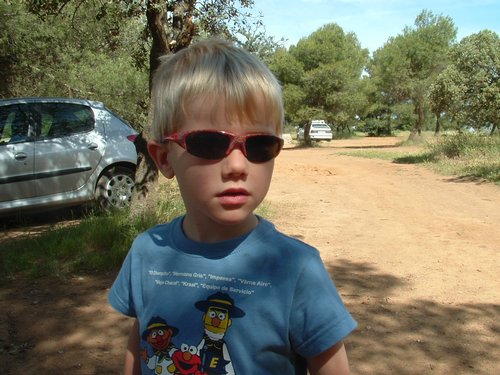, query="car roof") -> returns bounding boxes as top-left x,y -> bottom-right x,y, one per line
0,97 -> 105,109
